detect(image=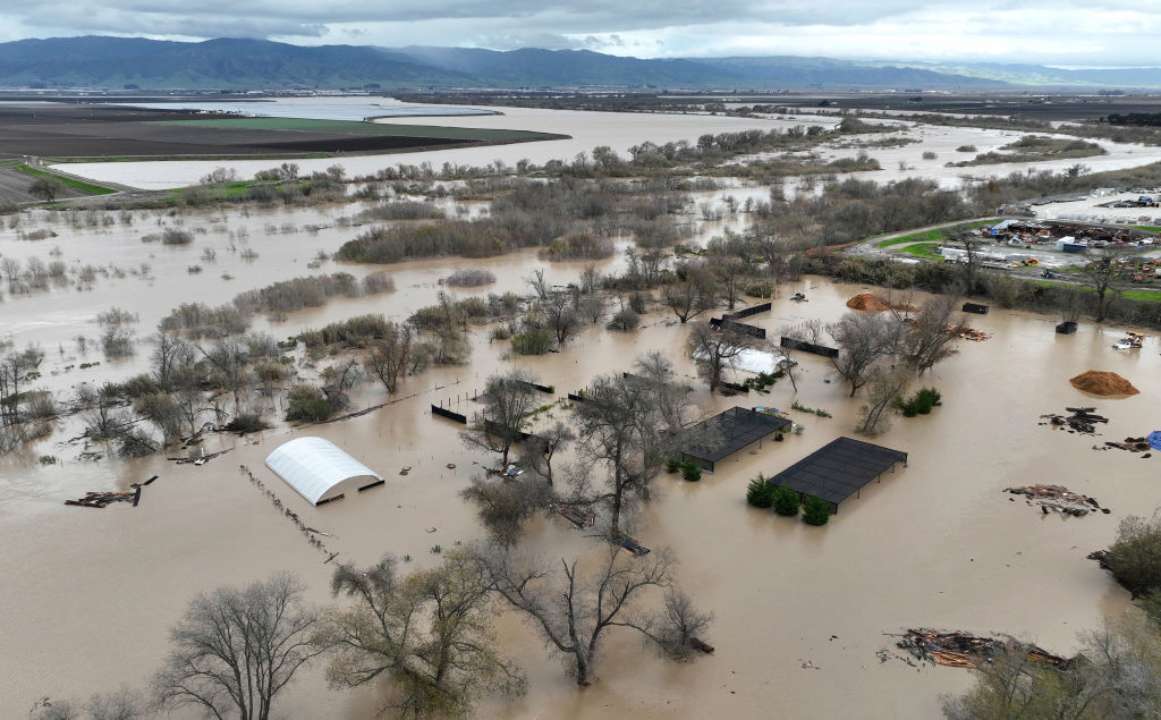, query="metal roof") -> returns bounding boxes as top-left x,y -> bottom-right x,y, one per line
769,436 -> 907,508
264,436 -> 381,506
681,407 -> 792,470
